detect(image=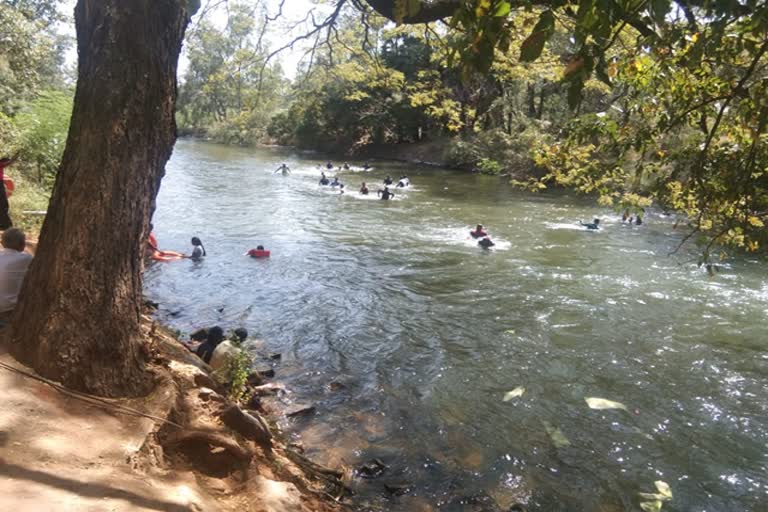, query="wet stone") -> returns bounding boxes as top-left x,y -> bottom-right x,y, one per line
384,482 -> 411,496
358,458 -> 387,479
286,405 -> 316,418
